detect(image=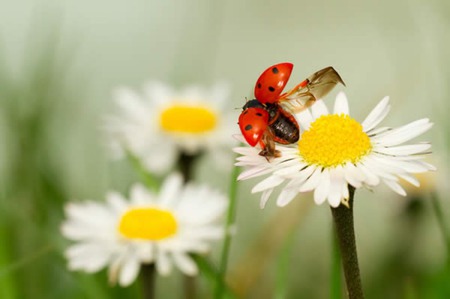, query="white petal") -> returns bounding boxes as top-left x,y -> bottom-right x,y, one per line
342,183 -> 349,200
173,253 -> 198,276
252,175 -> 285,193
343,163 -> 364,189
106,192 -> 128,213
276,188 -> 299,207
333,92 -> 349,115
113,87 -> 148,120
274,162 -> 306,177
314,170 -> 330,205
233,146 -> 259,156
284,165 -> 316,187
156,250 -> 172,276
237,165 -> 272,180
357,162 -> 380,186
260,189 -> 273,209
298,167 -> 323,192
135,243 -> 154,262
311,100 -> 329,118
328,168 -> 345,208
398,173 -> 420,187
66,243 -> 111,272
383,179 -> 407,196
362,157 -> 399,181
130,184 -> 154,206
118,256 -> 140,286
295,109 -> 314,131
362,96 -> 390,132
143,81 -> 173,106
142,142 -> 177,174
159,173 -> 184,207
372,119 -> 433,146
374,143 -> 431,156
